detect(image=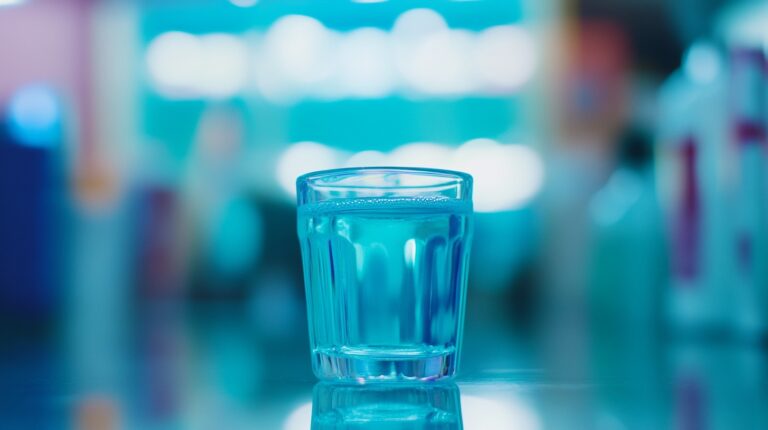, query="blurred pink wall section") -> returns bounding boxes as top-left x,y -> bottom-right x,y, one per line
0,0 -> 88,110
0,0 -> 110,208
